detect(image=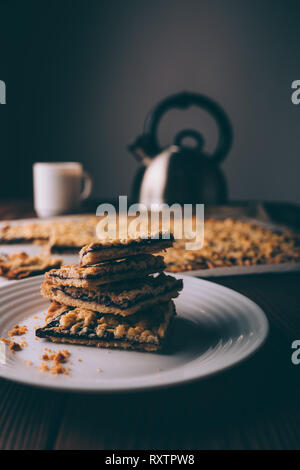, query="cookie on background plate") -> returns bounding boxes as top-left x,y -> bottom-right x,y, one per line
0,223 -> 51,244
47,218 -> 98,253
0,252 -> 62,280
